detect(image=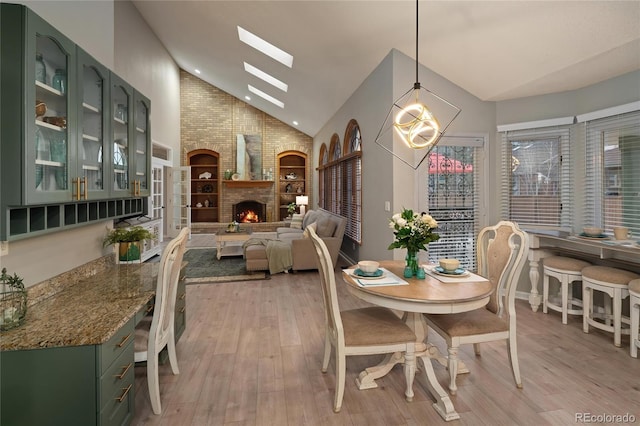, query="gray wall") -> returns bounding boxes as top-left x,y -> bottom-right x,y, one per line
1,1 -> 180,287
314,49 -> 497,262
